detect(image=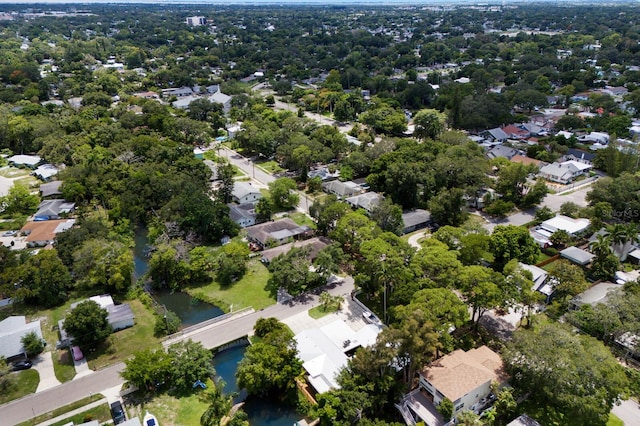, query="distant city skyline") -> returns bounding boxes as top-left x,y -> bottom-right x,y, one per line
1,0 -> 638,4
